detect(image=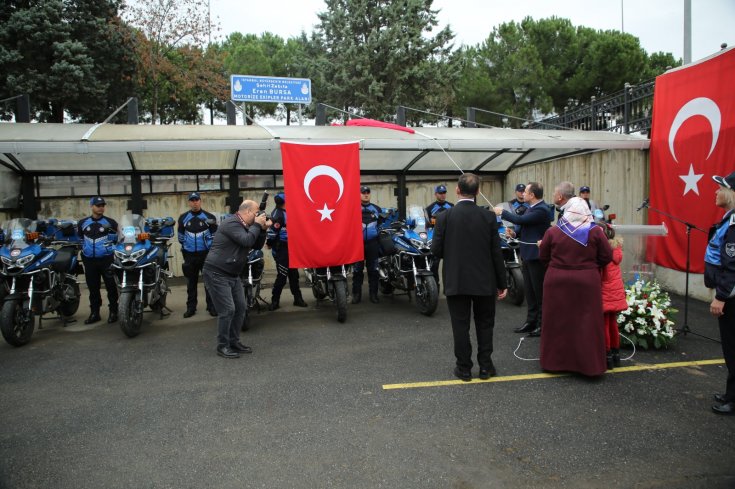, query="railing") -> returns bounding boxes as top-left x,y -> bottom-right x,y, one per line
528,80 -> 655,136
